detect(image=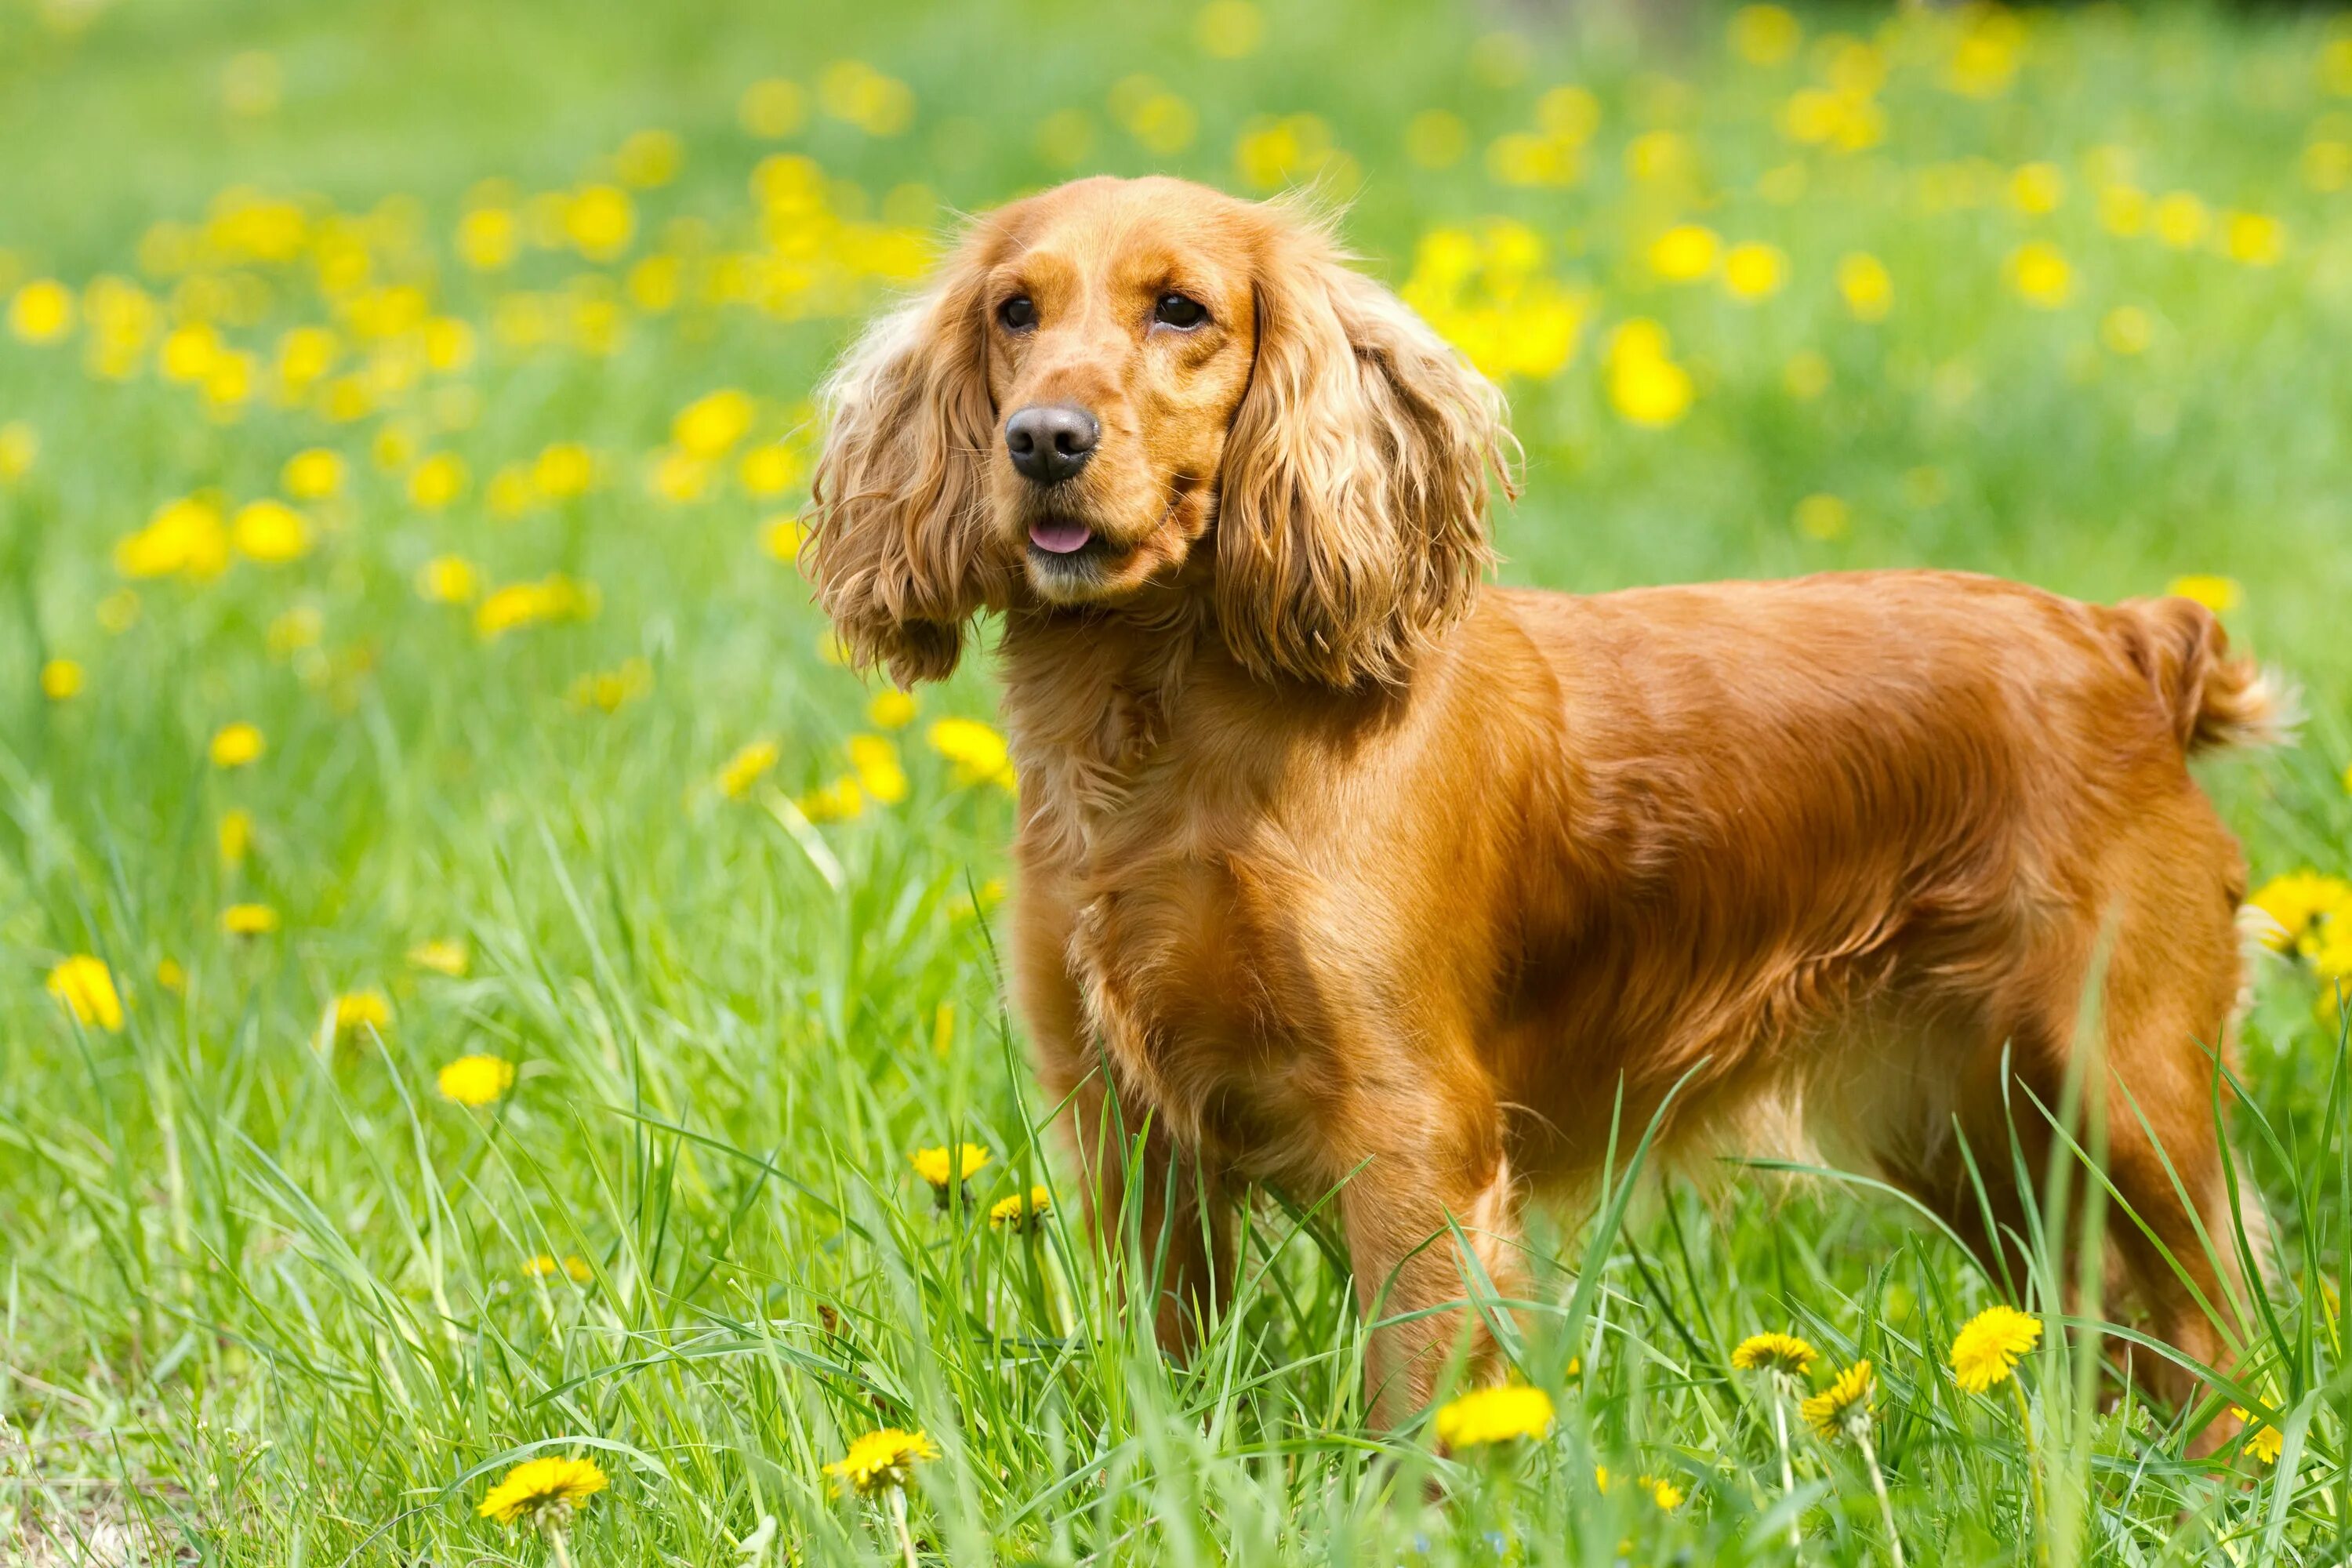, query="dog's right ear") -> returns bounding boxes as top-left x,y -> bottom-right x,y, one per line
806,236 -> 1003,686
